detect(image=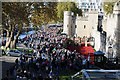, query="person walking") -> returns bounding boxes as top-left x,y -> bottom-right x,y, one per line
87,54 -> 90,69
82,58 -> 87,69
